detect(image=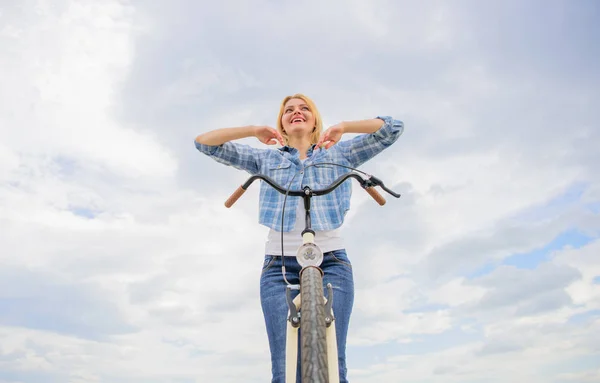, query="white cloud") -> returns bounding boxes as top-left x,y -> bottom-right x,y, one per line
429,278 -> 487,307
555,240 -> 600,310
557,368 -> 600,383
0,0 -> 177,179
1,0 -> 599,382
350,310 -> 453,347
